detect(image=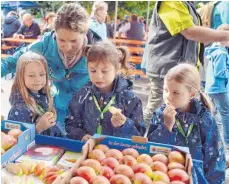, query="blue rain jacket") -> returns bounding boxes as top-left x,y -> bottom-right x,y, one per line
205,43 -> 229,94
148,98 -> 226,184
1,31 -> 90,128
8,90 -> 62,137
65,75 -> 145,140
